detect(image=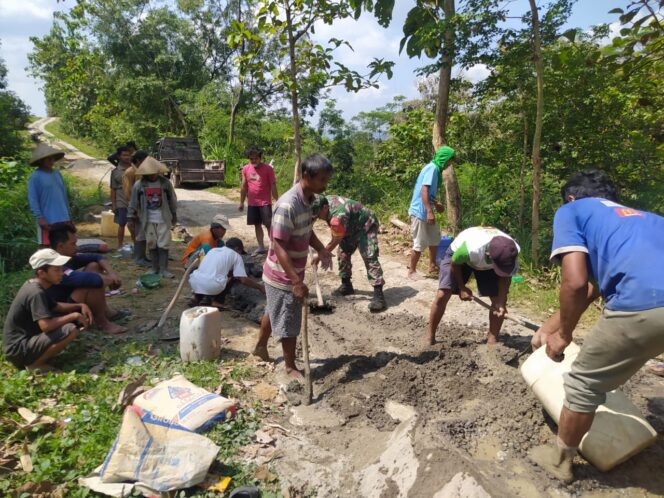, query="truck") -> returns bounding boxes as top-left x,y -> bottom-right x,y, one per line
153,137 -> 225,188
